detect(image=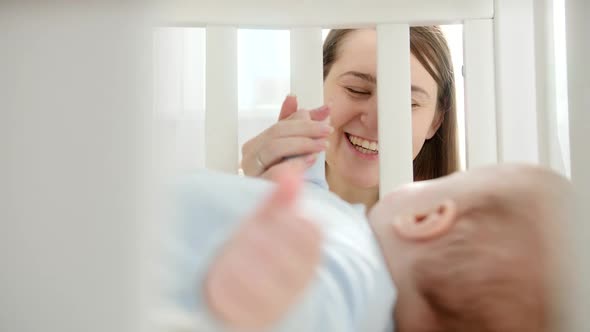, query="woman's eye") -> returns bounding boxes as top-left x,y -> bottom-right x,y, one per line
412,103 -> 419,107
346,87 -> 370,95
